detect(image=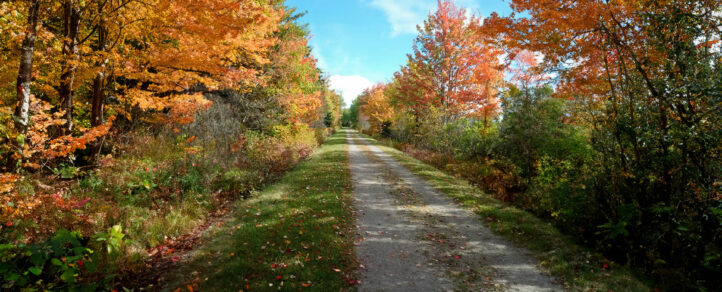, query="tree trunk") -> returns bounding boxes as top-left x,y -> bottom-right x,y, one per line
91,22 -> 108,127
14,0 -> 41,135
59,0 -> 81,134
91,72 -> 105,127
